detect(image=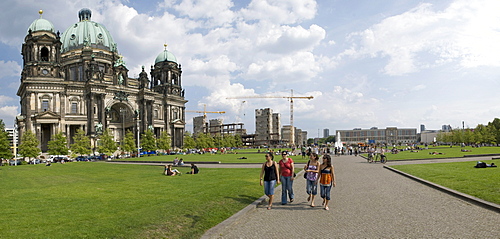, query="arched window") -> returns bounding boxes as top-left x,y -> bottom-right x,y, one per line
41,47 -> 49,61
